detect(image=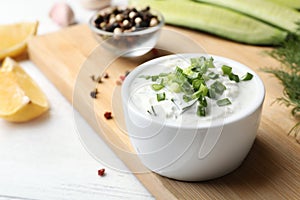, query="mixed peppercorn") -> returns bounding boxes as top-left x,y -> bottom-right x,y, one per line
92,6 -> 160,34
